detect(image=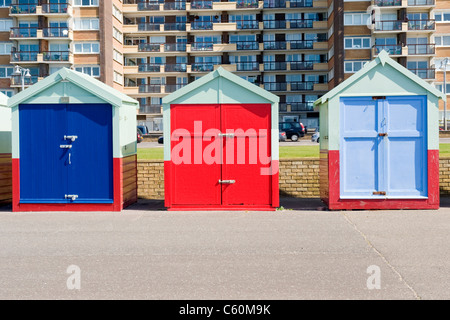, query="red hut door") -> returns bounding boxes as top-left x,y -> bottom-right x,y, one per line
170,104 -> 272,208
